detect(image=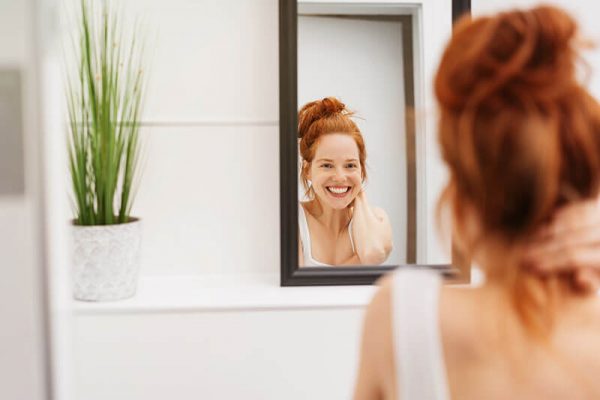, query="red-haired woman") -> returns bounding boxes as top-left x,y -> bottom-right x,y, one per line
354,6 -> 600,399
297,97 -> 393,266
